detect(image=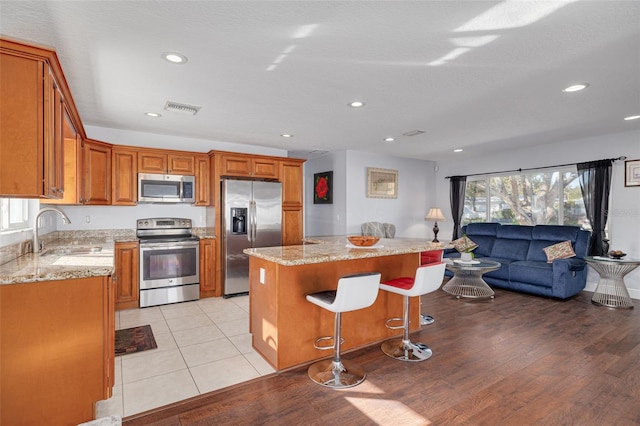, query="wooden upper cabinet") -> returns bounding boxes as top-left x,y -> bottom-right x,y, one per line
44,69 -> 65,198
112,148 -> 138,205
280,159 -> 305,246
220,153 -> 279,179
81,139 -> 111,205
0,38 -> 84,199
169,154 -> 195,174
194,154 -> 211,206
138,148 -> 194,175
280,160 -> 305,206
